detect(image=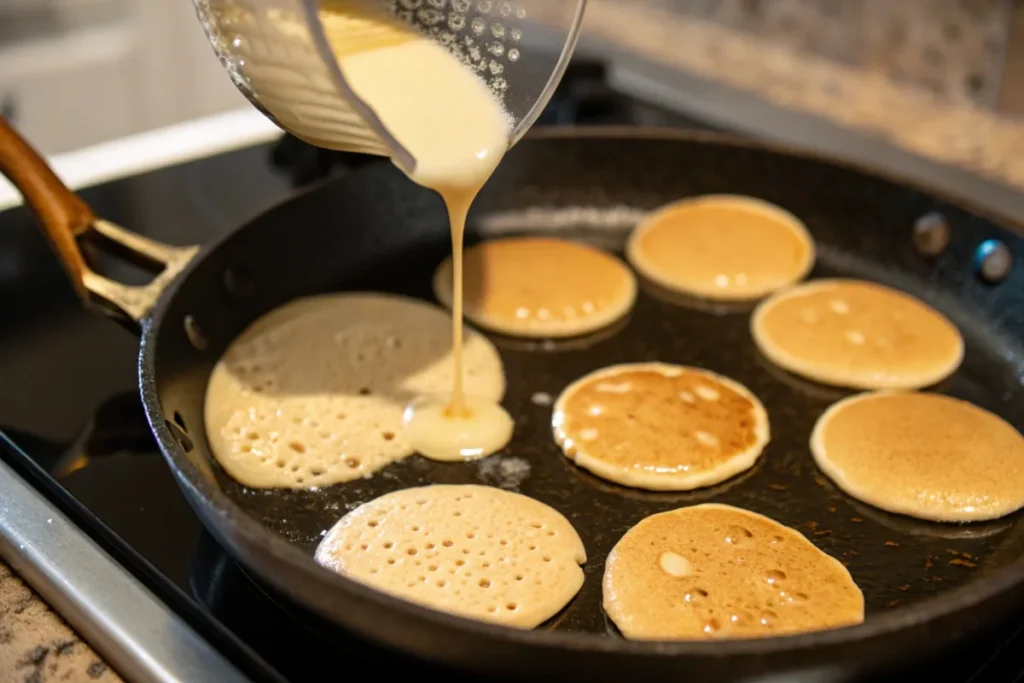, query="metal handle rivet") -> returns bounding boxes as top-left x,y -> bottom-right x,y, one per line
975,239 -> 1013,284
165,419 -> 194,453
184,315 -> 209,350
913,212 -> 951,257
223,266 -> 254,299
